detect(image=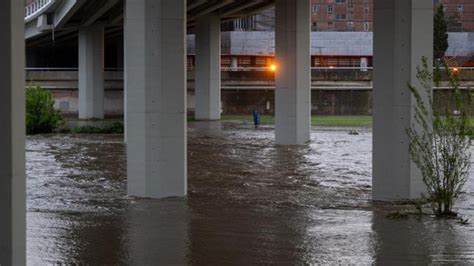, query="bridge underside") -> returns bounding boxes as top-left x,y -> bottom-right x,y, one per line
1,0 -> 433,264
